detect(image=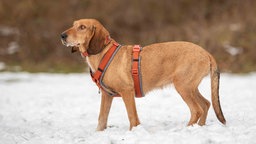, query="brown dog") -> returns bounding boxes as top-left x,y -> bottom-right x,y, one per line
61,19 -> 226,131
